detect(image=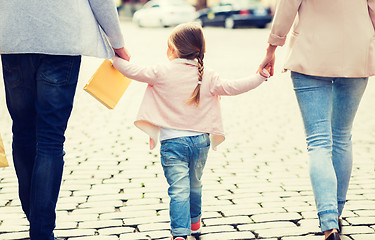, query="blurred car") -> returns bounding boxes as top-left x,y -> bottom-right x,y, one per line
116,0 -> 123,13
133,0 -> 198,28
196,0 -> 273,29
